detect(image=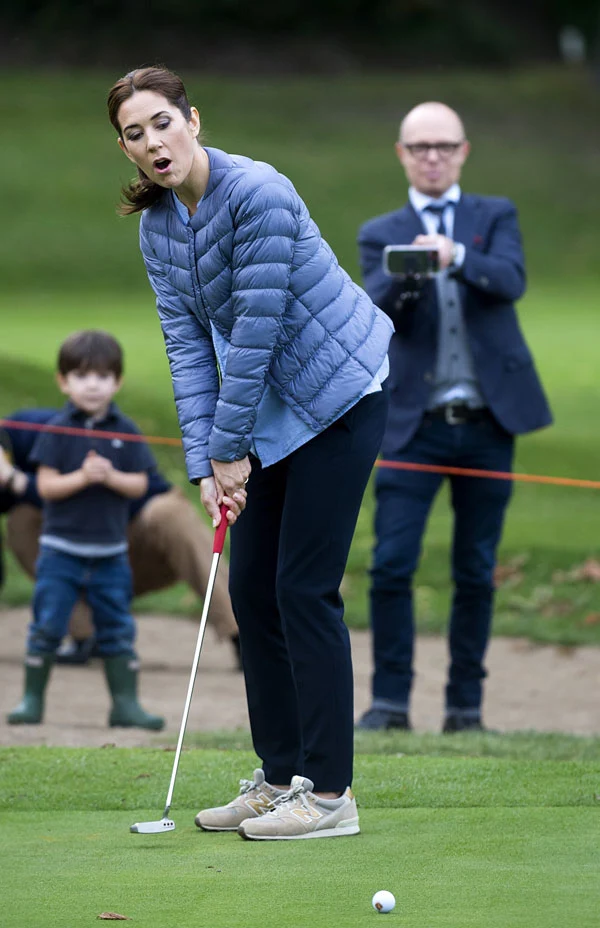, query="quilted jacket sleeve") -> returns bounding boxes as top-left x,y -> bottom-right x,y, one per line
207,180 -> 300,462
140,222 -> 219,482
